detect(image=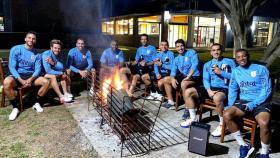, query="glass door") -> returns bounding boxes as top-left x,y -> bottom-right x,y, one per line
168,24 -> 188,48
